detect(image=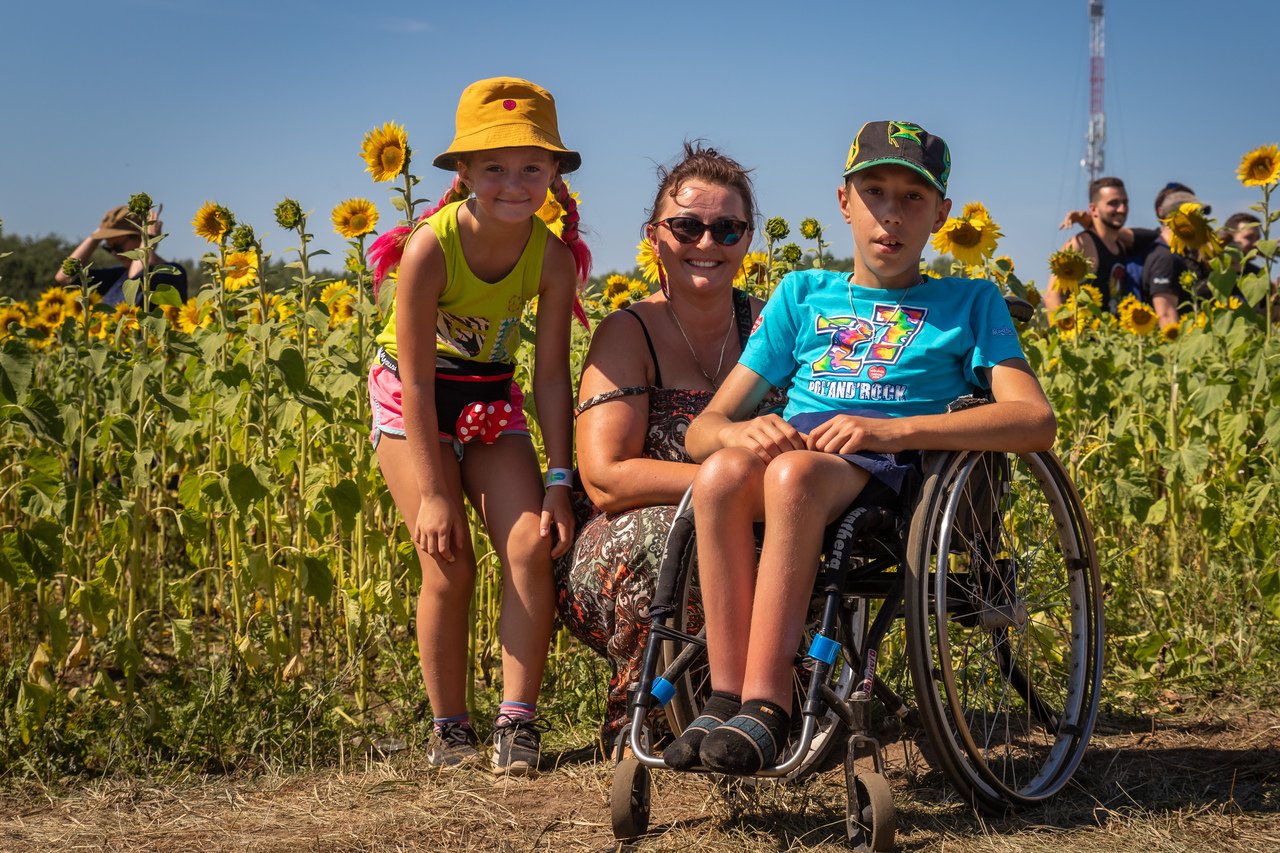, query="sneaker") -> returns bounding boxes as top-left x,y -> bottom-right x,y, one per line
491,715 -> 550,776
427,721 -> 480,767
